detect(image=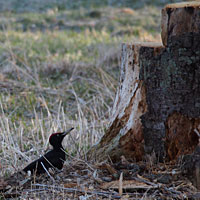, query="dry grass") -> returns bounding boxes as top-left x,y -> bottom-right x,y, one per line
0,8 -> 124,178
0,46 -> 119,198
0,57 -> 116,176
